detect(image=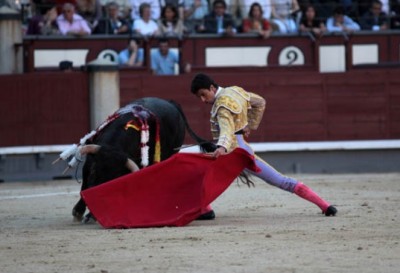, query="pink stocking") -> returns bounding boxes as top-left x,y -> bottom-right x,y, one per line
294,182 -> 330,212
201,204 -> 212,214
